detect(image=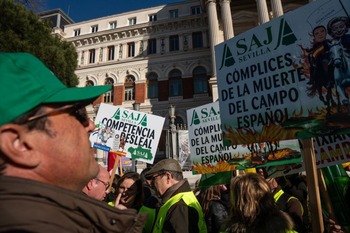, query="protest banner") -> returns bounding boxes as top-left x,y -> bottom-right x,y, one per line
265,134 -> 350,177
178,130 -> 191,169
90,103 -> 165,164
215,0 -> 350,231
215,0 -> 350,145
187,102 -> 301,174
